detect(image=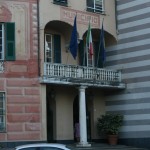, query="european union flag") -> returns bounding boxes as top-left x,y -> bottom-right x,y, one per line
69,15 -> 78,59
